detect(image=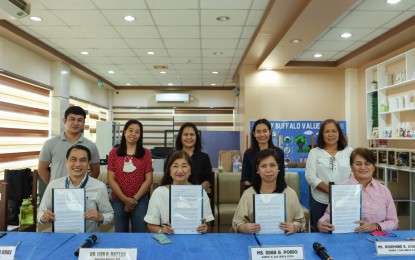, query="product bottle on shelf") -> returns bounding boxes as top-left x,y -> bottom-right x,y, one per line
19,196 -> 34,225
